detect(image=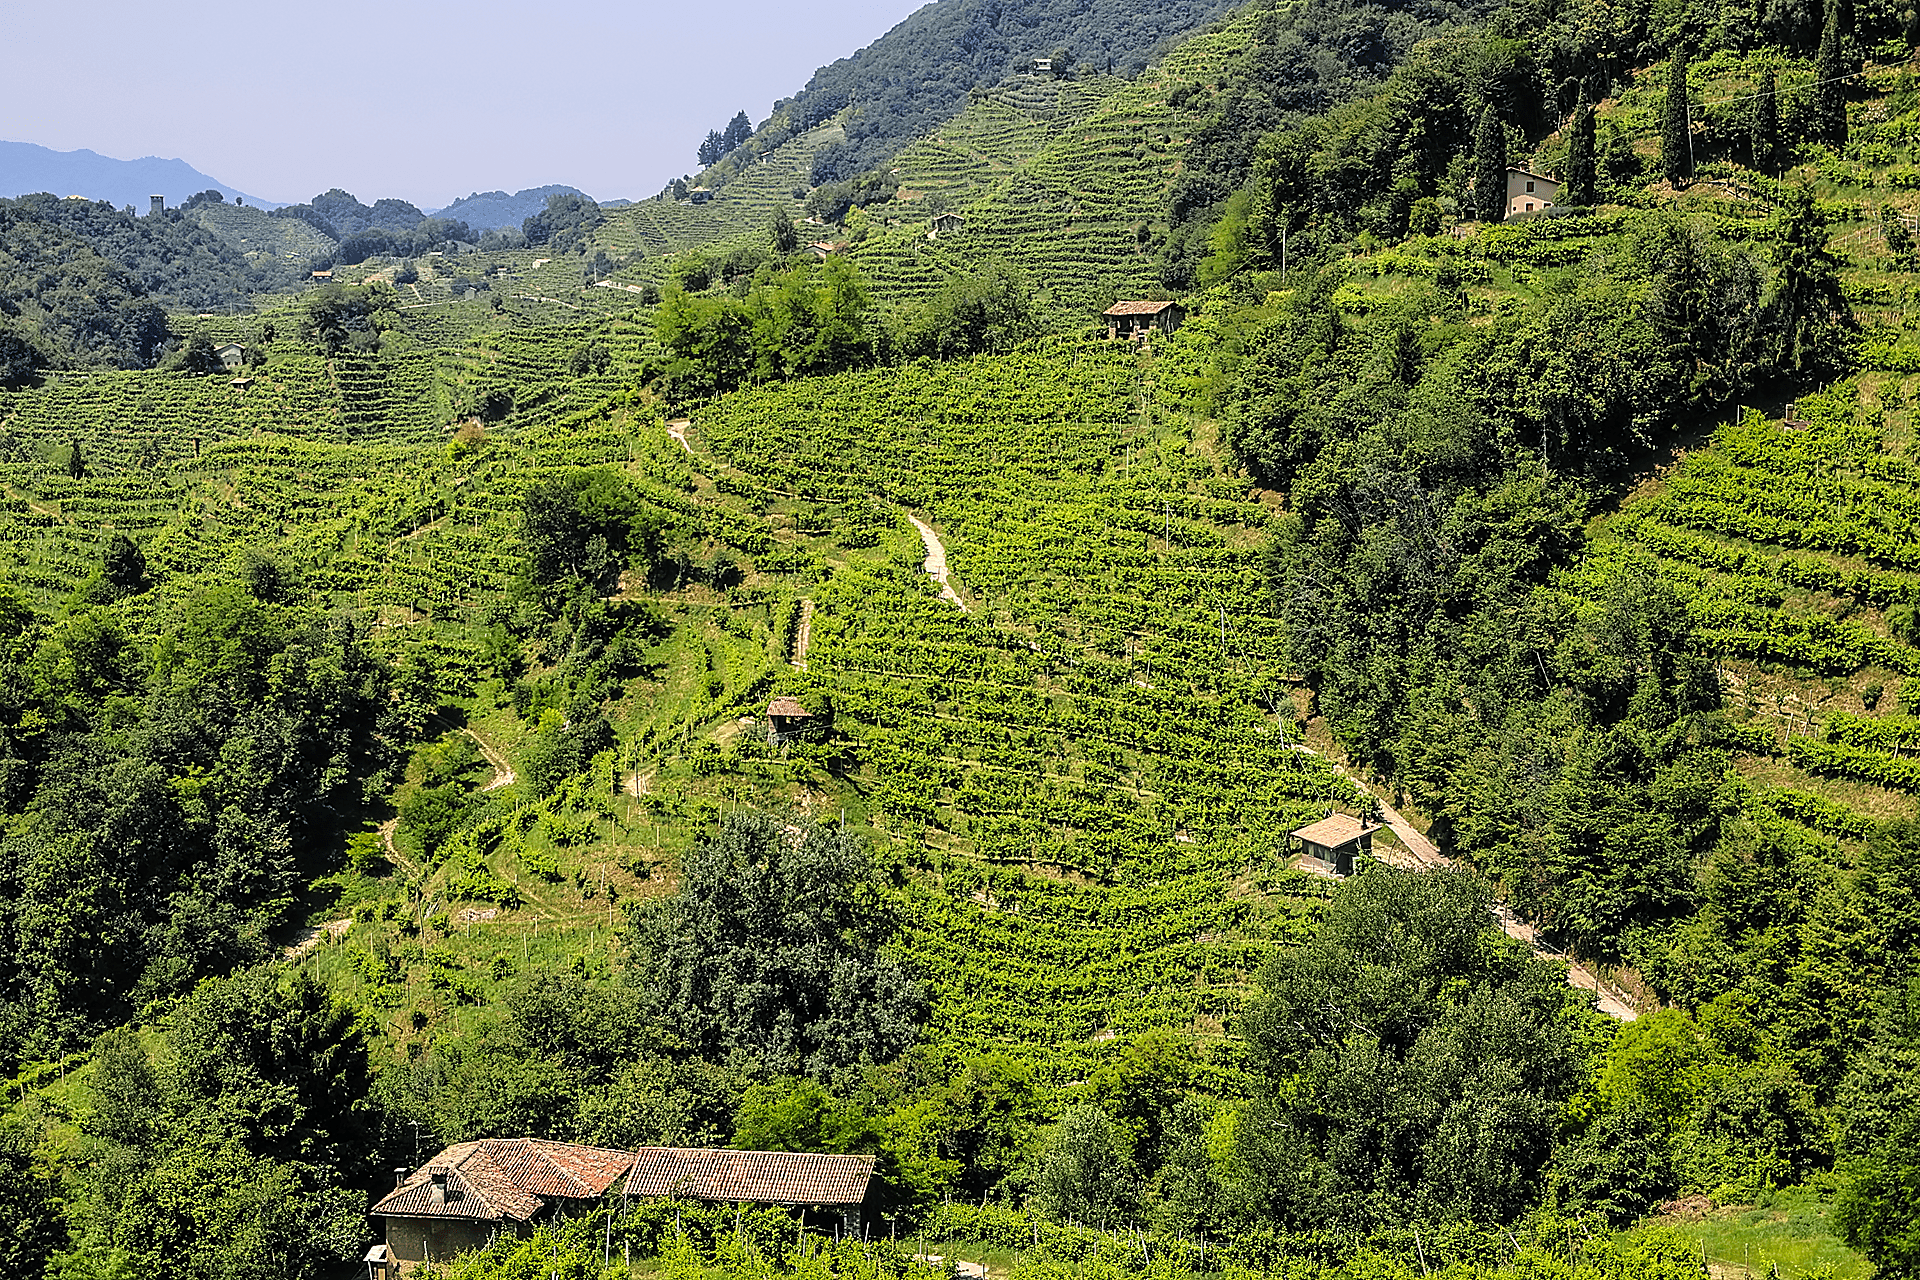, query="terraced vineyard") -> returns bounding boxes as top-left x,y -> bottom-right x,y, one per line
848,20 -> 1253,312
1596,380 -> 1920,832
681,340 -> 1359,1071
